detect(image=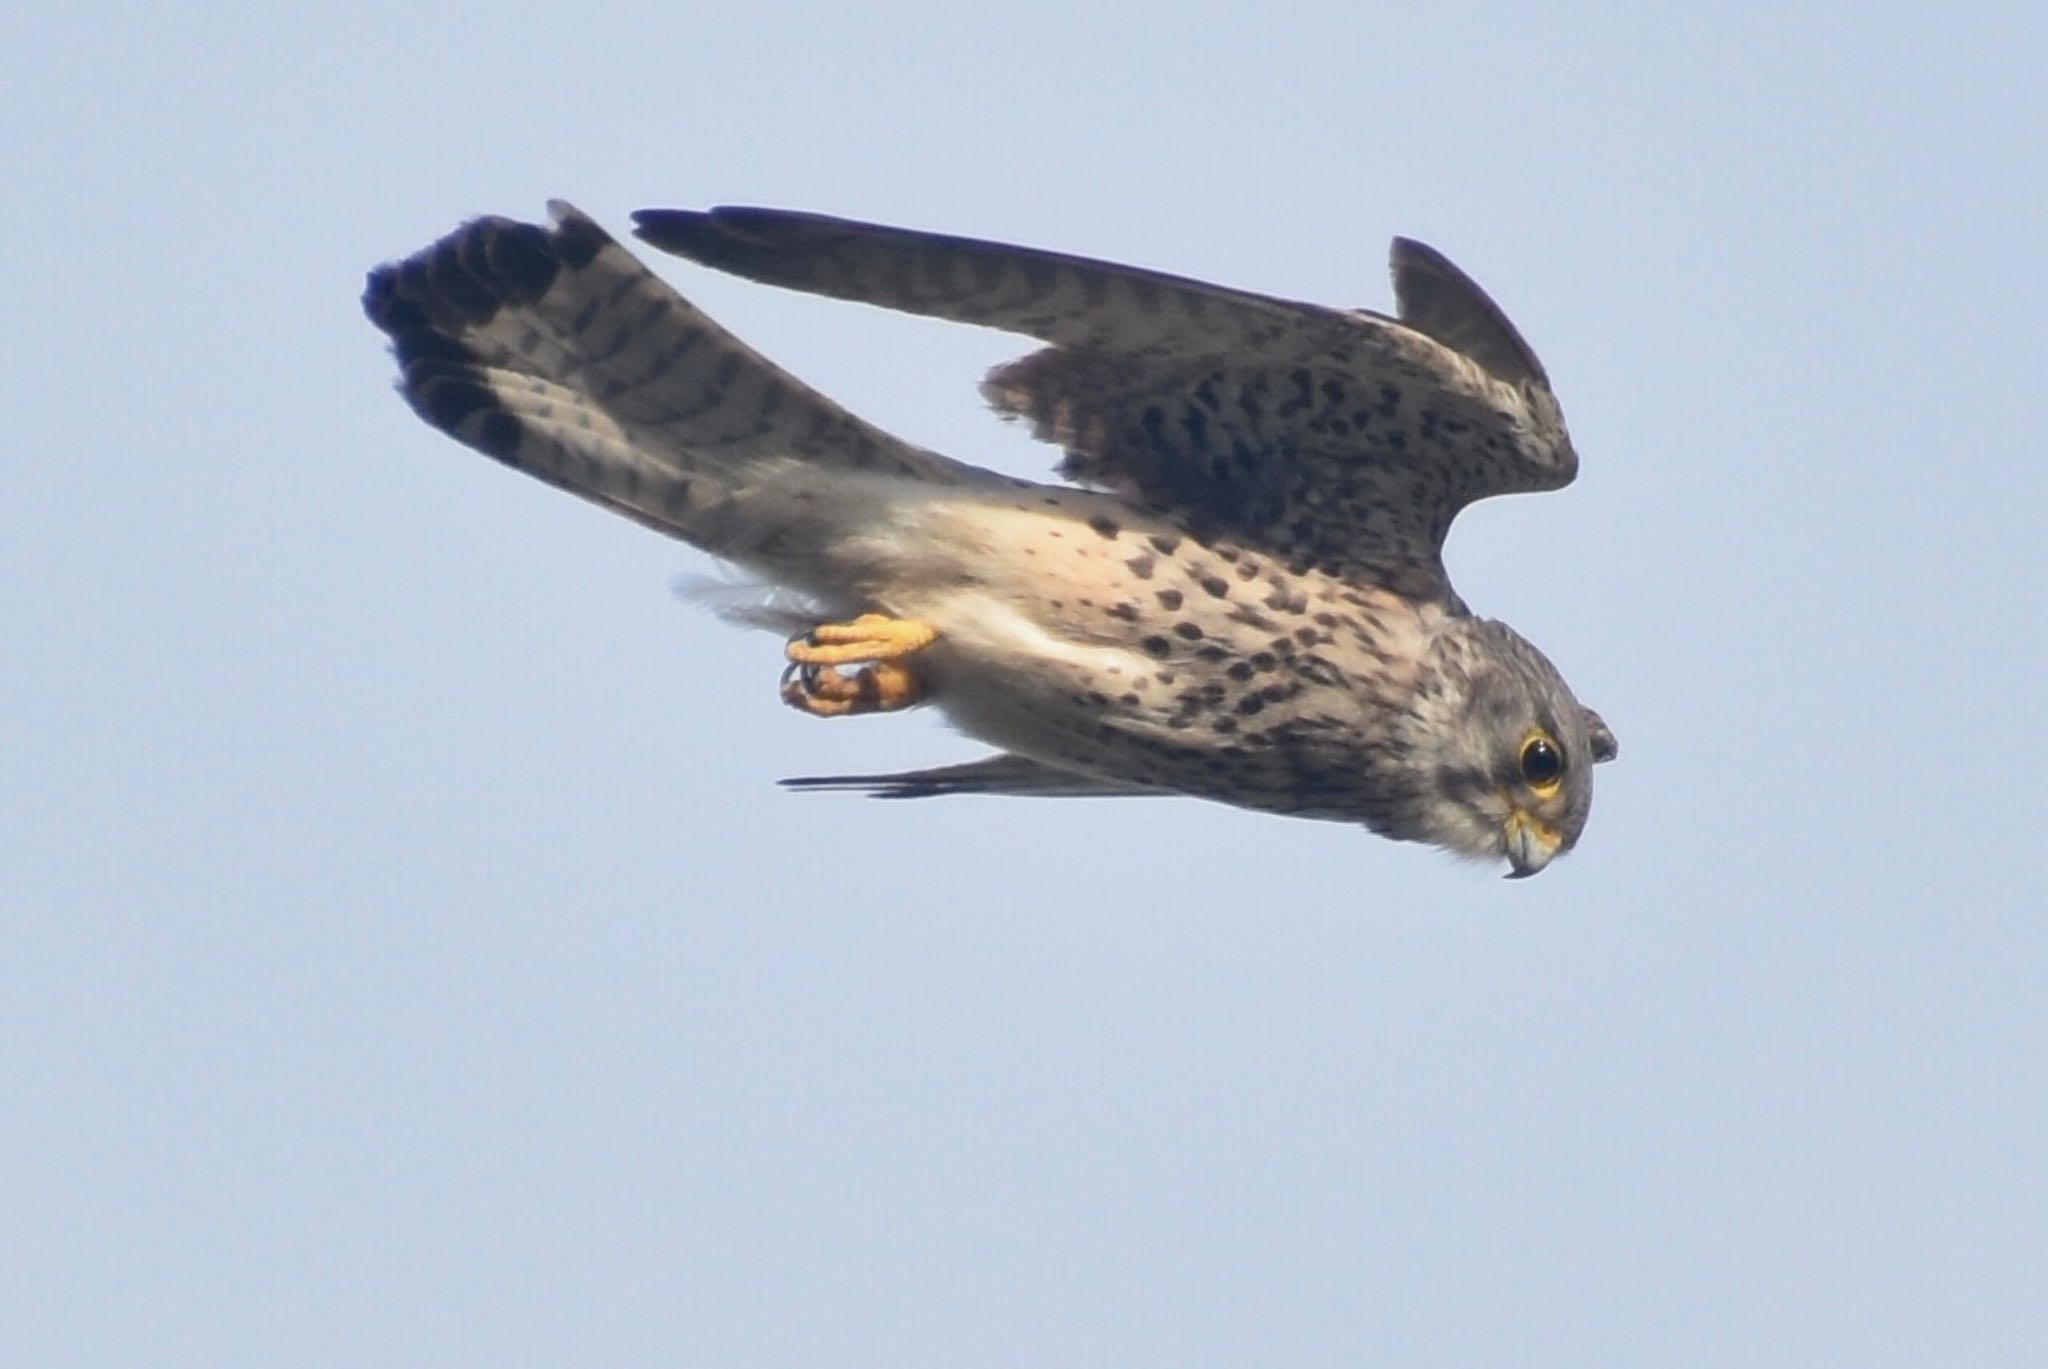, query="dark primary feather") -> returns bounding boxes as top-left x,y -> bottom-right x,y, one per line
1389,237 -> 1550,388
782,753 -> 1164,800
632,206 -> 1340,355
636,206 -> 1577,595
